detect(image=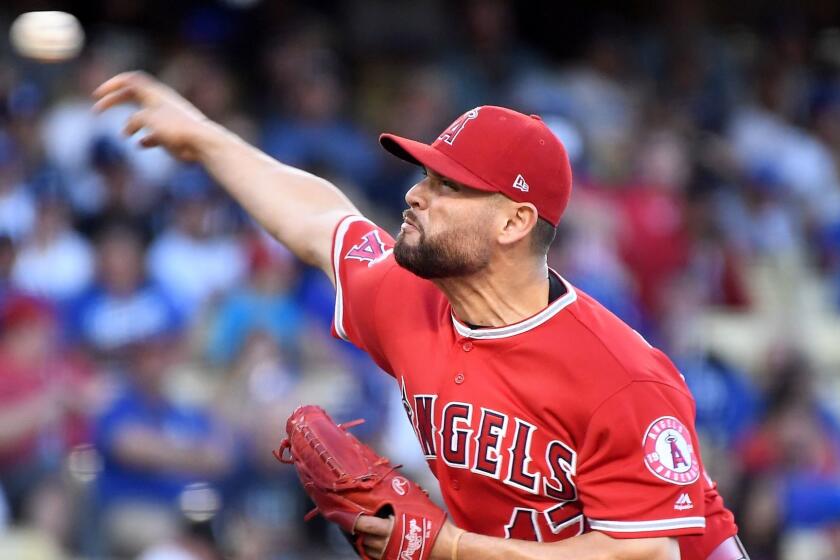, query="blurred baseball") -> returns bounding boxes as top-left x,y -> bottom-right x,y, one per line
10,11 -> 85,62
